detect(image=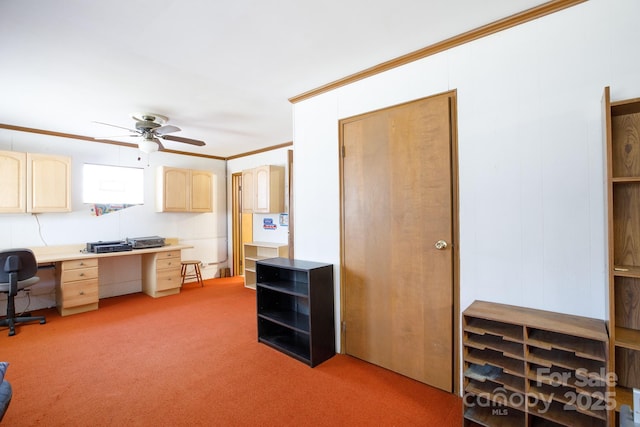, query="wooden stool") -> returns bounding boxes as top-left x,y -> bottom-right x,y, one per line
181,260 -> 203,287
